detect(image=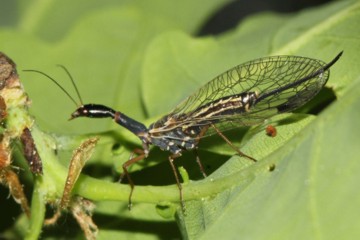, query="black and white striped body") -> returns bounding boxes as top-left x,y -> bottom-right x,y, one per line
147,92 -> 258,154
